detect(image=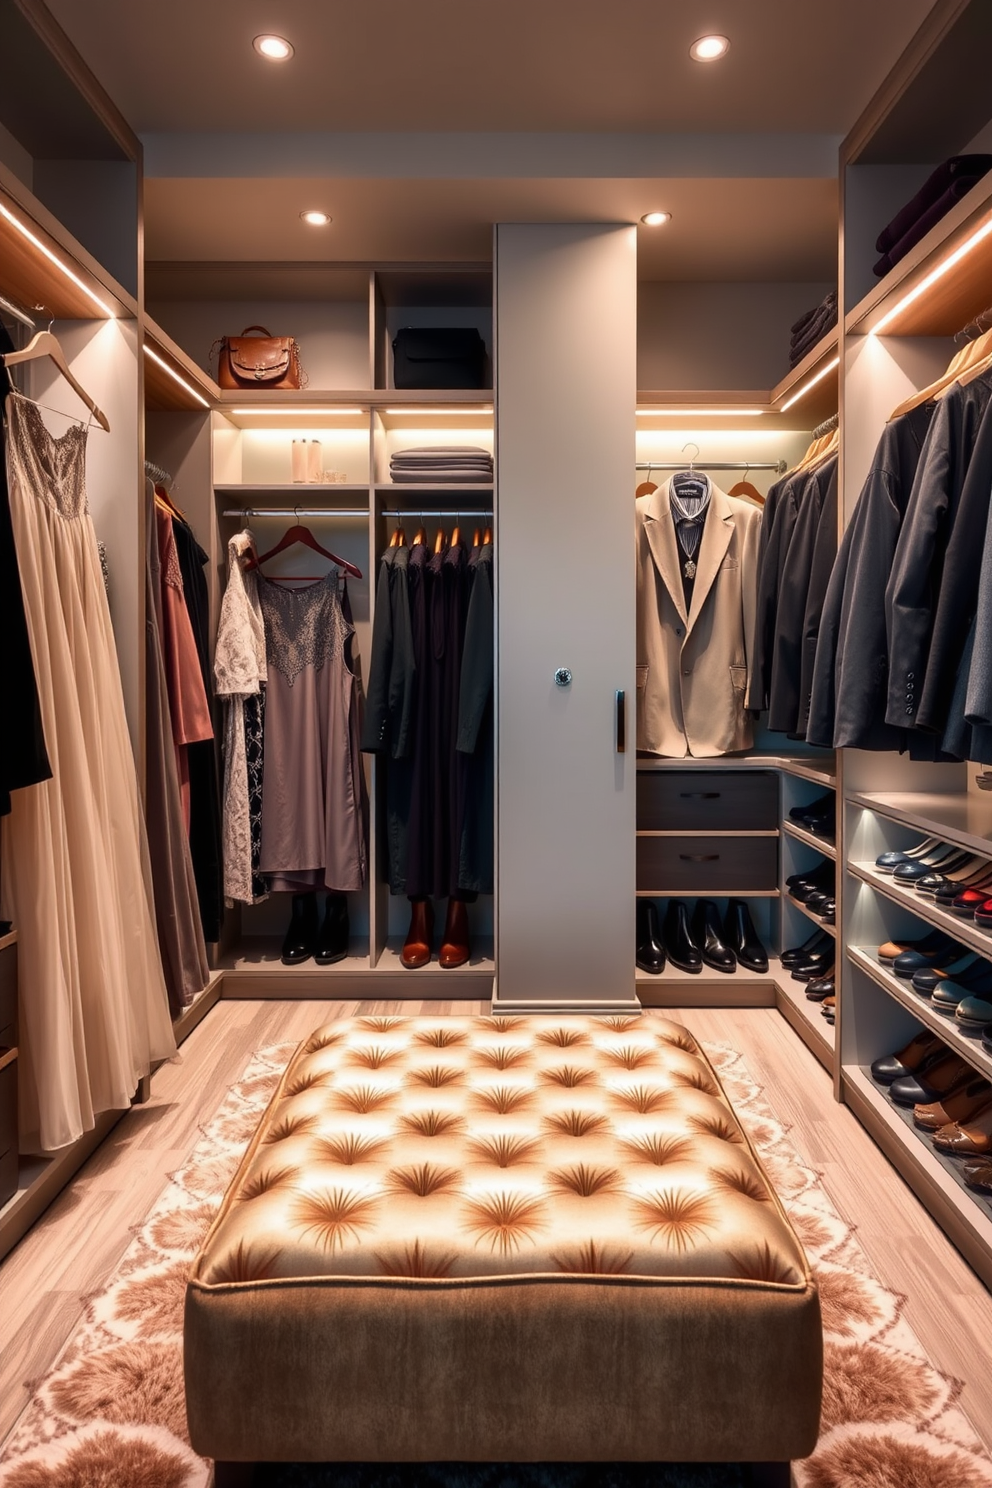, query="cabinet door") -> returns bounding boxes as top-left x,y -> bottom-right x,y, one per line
494,224 -> 637,1012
